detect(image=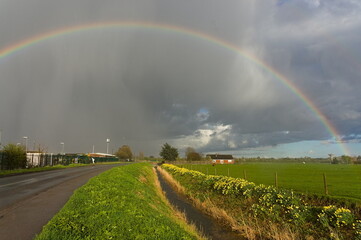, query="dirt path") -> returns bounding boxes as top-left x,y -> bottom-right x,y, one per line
156,168 -> 245,240
0,164 -> 124,240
